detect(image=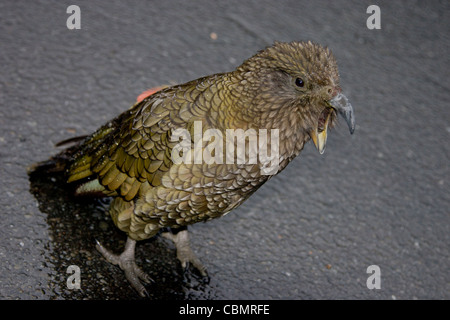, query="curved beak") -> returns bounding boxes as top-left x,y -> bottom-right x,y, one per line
309,93 -> 355,154
329,93 -> 355,135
